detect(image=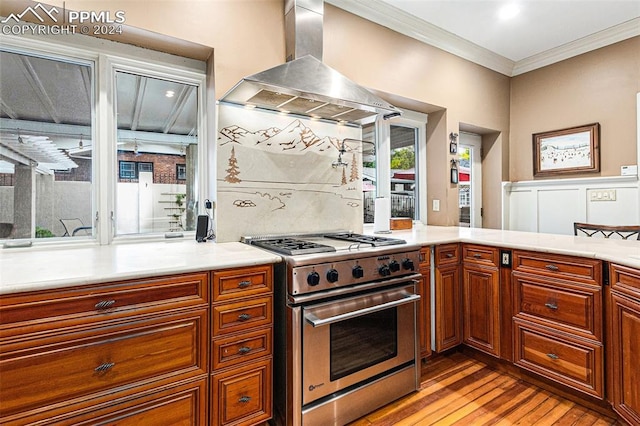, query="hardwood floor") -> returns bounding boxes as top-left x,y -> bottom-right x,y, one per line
349,352 -> 619,426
